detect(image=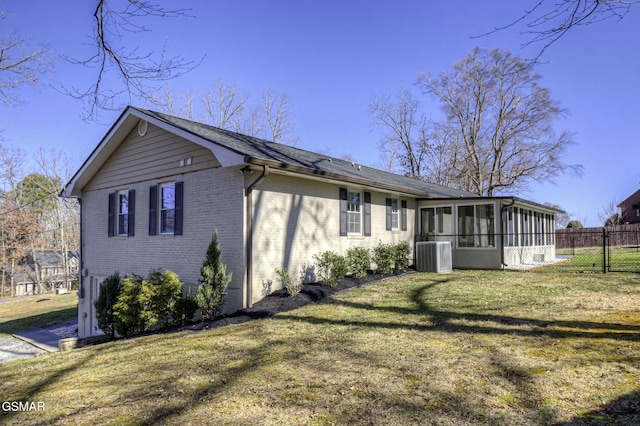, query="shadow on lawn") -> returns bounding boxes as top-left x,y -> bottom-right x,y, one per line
3,275 -> 638,425
274,279 -> 640,342
556,389 -> 640,425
